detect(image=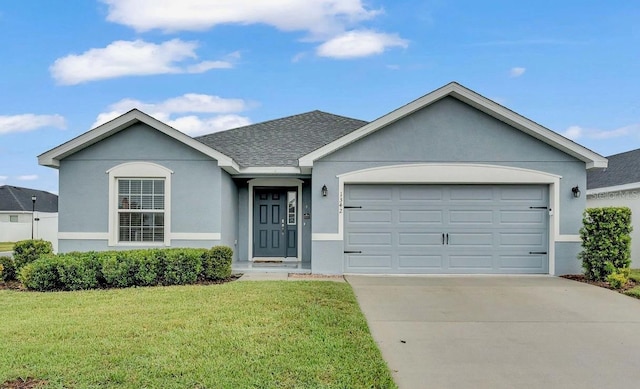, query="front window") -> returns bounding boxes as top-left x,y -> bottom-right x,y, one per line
118,179 -> 165,242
